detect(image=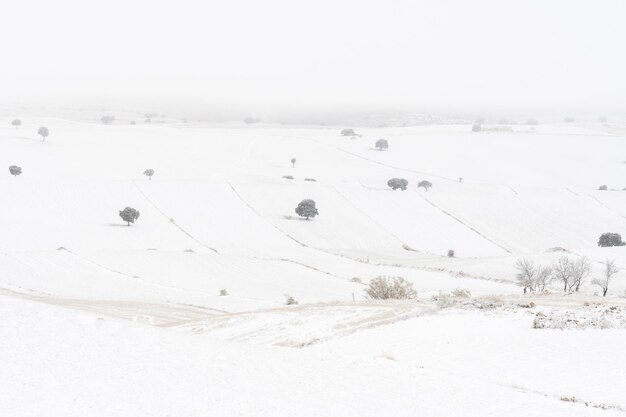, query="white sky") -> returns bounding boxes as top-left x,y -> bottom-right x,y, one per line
1,0 -> 625,114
